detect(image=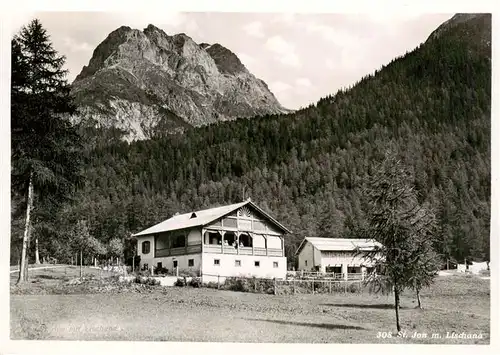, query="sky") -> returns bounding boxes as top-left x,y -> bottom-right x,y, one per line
9,11 -> 454,110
